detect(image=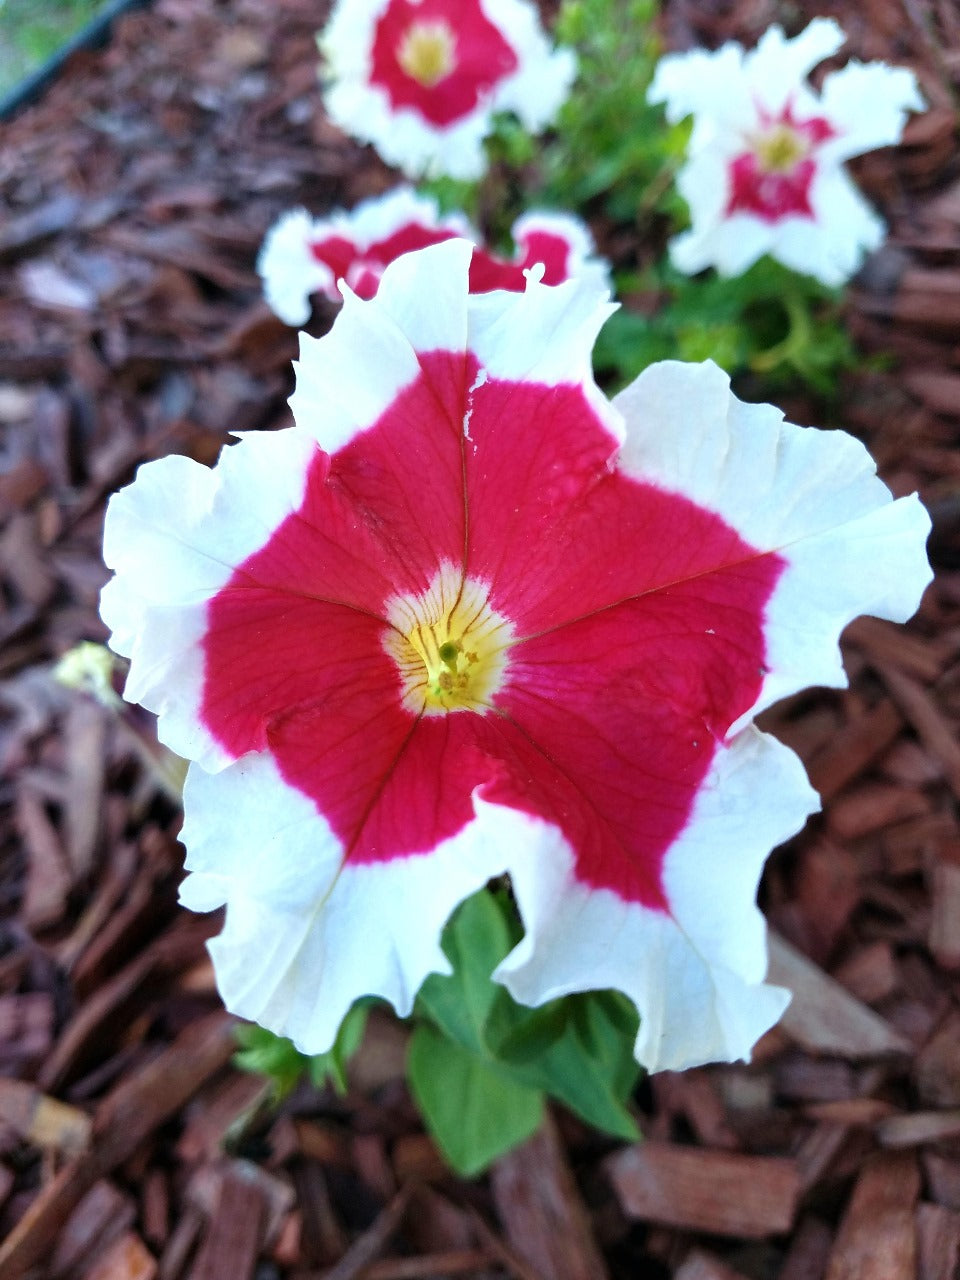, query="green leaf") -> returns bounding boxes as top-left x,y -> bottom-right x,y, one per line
411,891 -> 641,1160
408,1022 -> 544,1176
306,1000 -> 371,1094
415,888 -> 515,1054
233,1024 -> 309,1099
488,991 -> 641,1142
234,1001 -> 372,1099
